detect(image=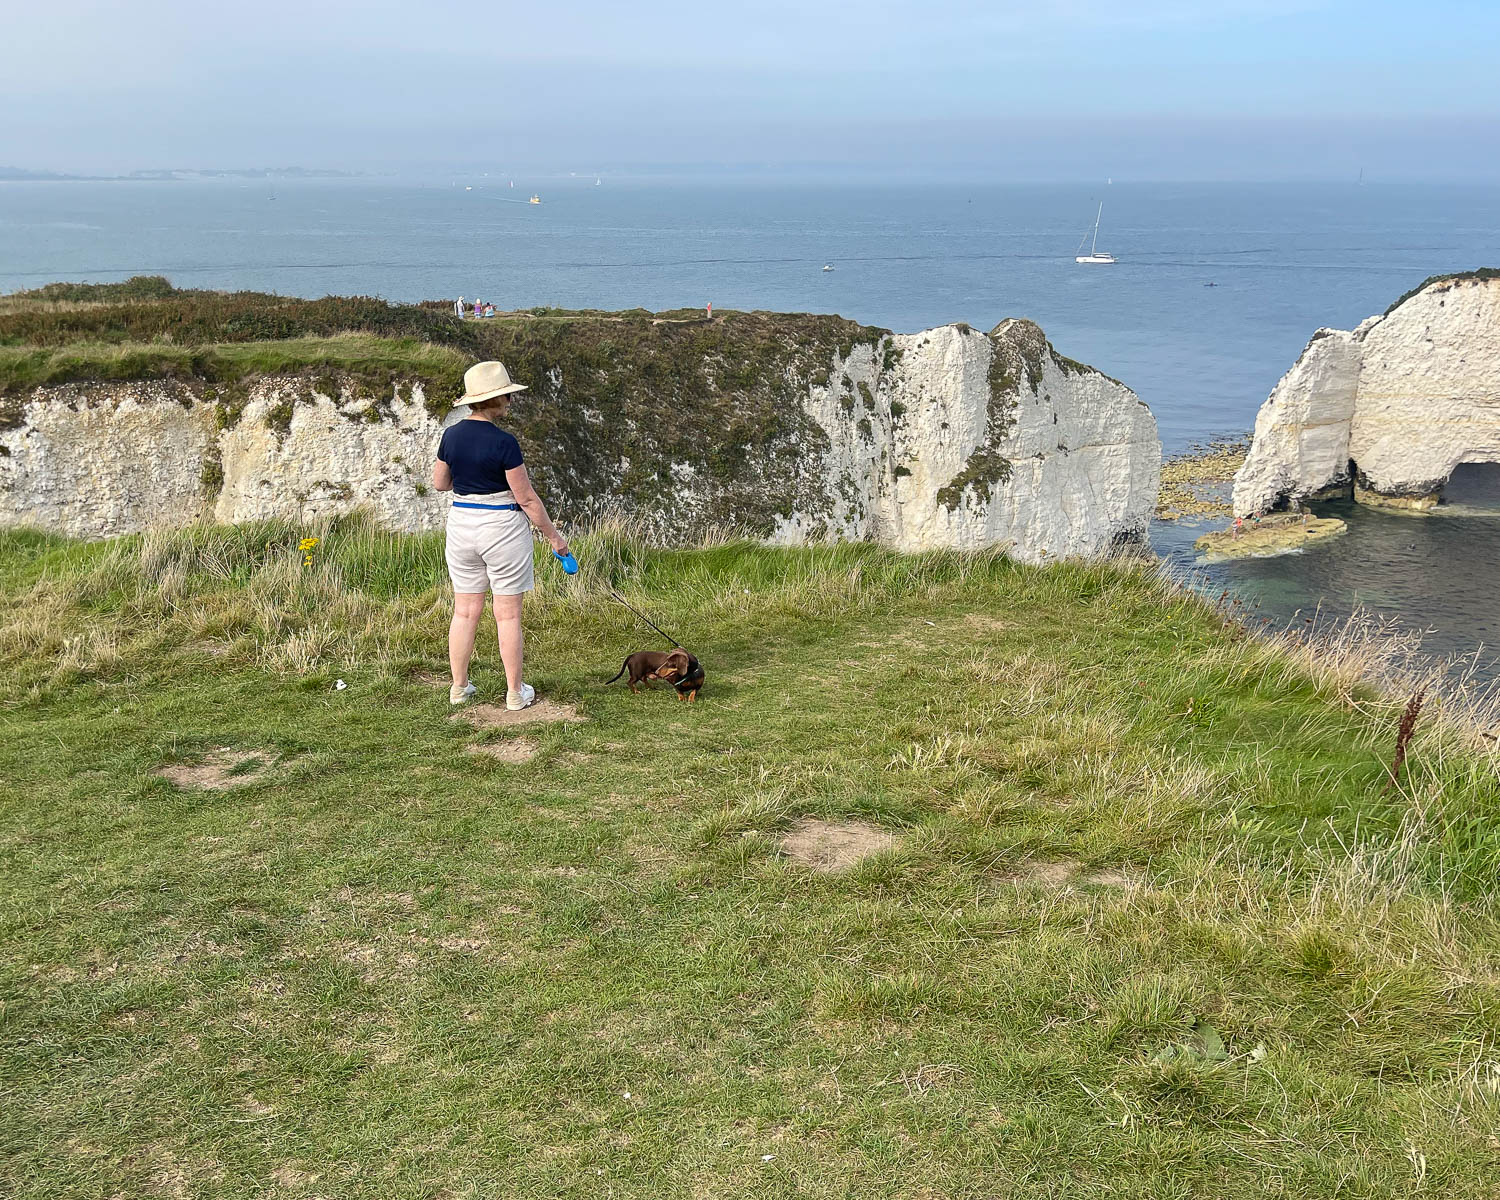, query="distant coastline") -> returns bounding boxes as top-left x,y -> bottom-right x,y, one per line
0,166 -> 361,182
